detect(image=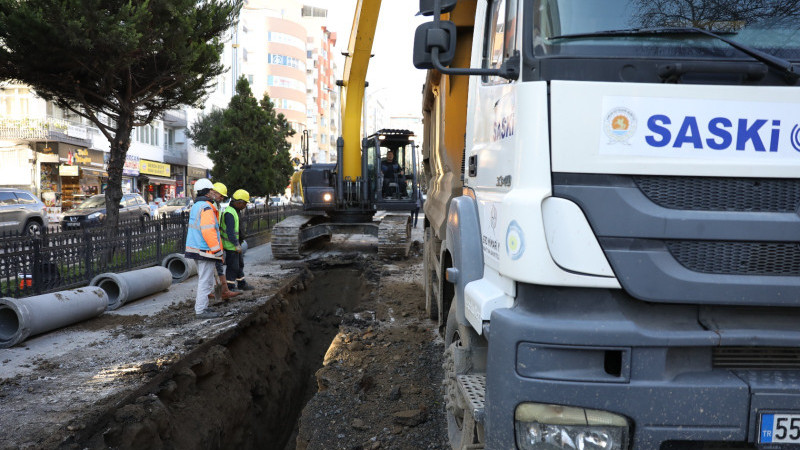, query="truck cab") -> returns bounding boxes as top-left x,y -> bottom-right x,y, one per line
416,1 -> 800,448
